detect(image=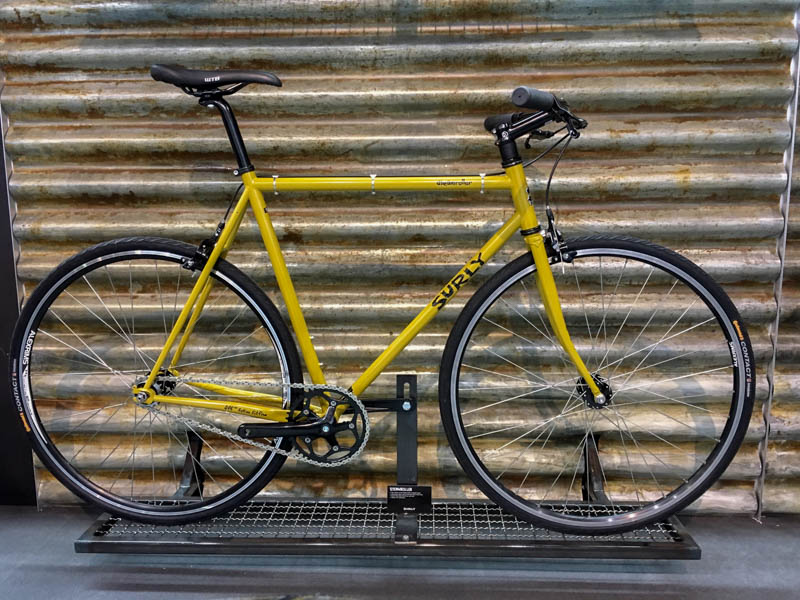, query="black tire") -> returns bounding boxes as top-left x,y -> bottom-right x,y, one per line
9,237 -> 303,524
439,235 -> 754,534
